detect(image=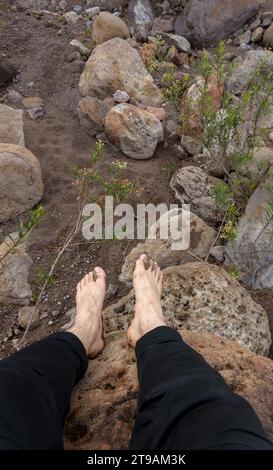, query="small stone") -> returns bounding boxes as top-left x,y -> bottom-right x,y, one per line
27,108 -> 44,120
40,312 -> 48,320
161,33 -> 191,52
64,51 -> 81,63
52,309 -> 60,317
18,307 -> 40,330
58,0 -> 67,11
113,90 -> 130,103
73,4 -> 82,15
85,7 -> 100,18
180,135 -> 202,155
172,144 -> 188,159
48,320 -> 54,325
262,12 -> 273,27
249,17 -> 261,31
251,27 -> 264,43
63,11 -> 79,23
70,39 -> 90,57
6,90 -> 22,104
209,245 -> 225,262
